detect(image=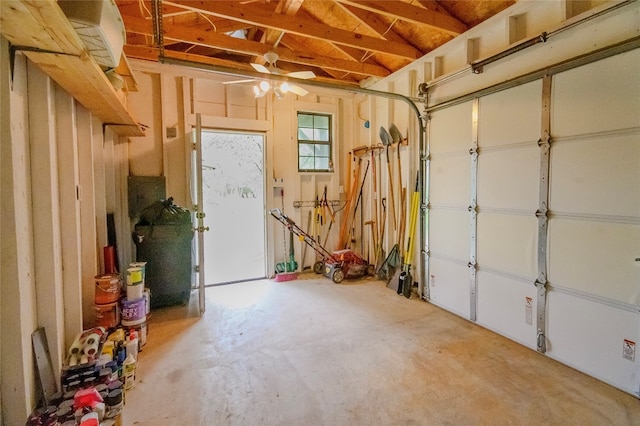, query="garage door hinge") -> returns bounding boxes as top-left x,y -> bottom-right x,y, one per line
536,203 -> 548,221
538,131 -> 551,146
